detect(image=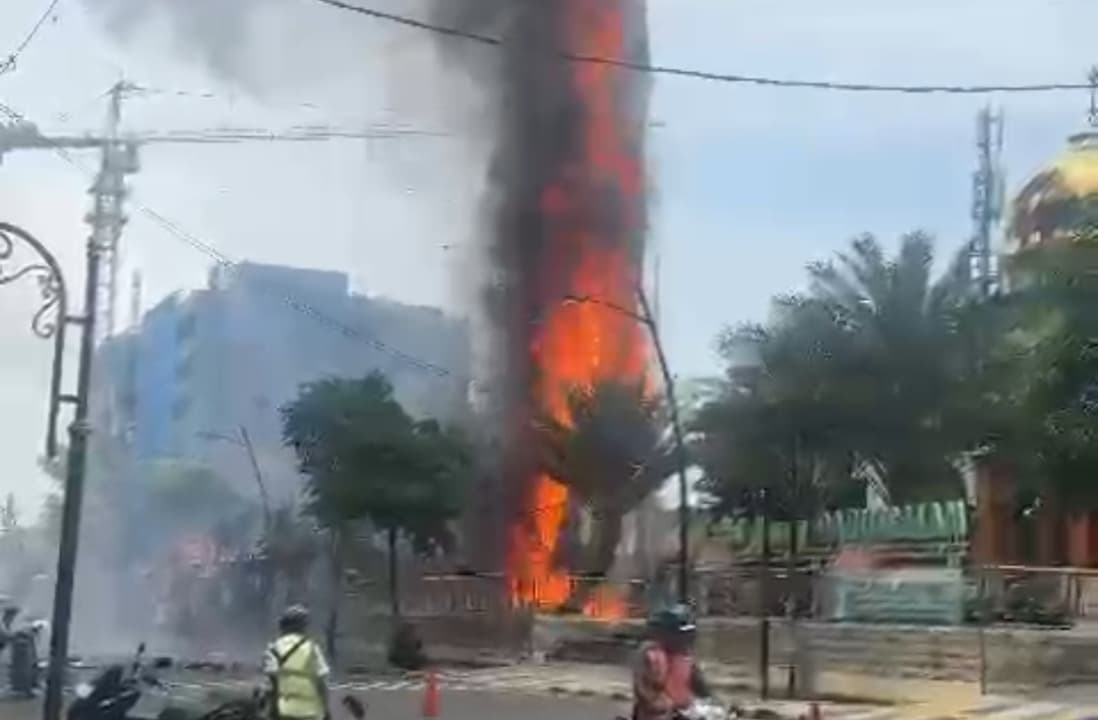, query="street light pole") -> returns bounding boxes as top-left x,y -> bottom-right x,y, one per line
196,426 -> 272,533
43,233 -> 100,720
634,288 -> 691,605
237,426 -> 272,532
562,288 -> 692,605
0,221 -> 99,720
